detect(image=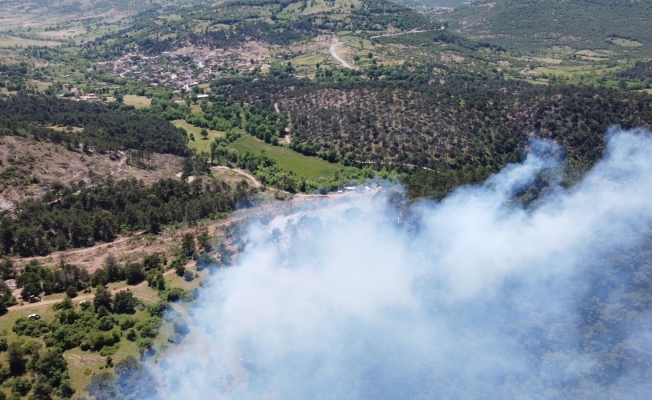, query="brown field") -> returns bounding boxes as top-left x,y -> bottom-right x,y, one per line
123,94 -> 152,109
0,37 -> 61,48
0,135 -> 184,206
